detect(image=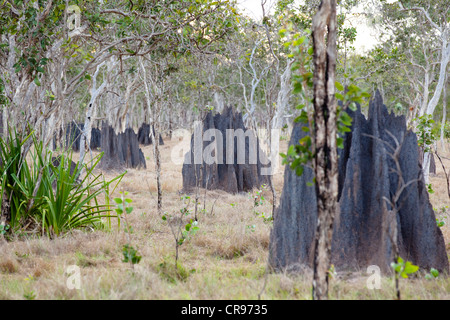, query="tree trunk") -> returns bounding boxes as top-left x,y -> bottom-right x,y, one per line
272,59 -> 293,131
311,0 -> 338,301
422,41 -> 449,183
425,40 -> 449,116
79,61 -> 107,169
152,113 -> 163,216
139,57 -> 163,215
440,73 -> 447,152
